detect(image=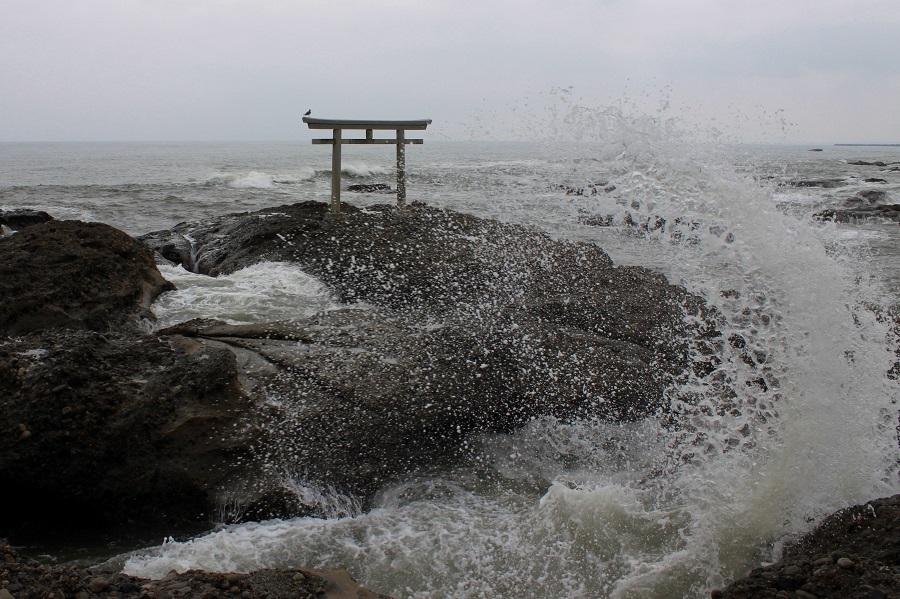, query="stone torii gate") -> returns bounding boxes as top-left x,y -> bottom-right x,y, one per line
303,117 -> 432,214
